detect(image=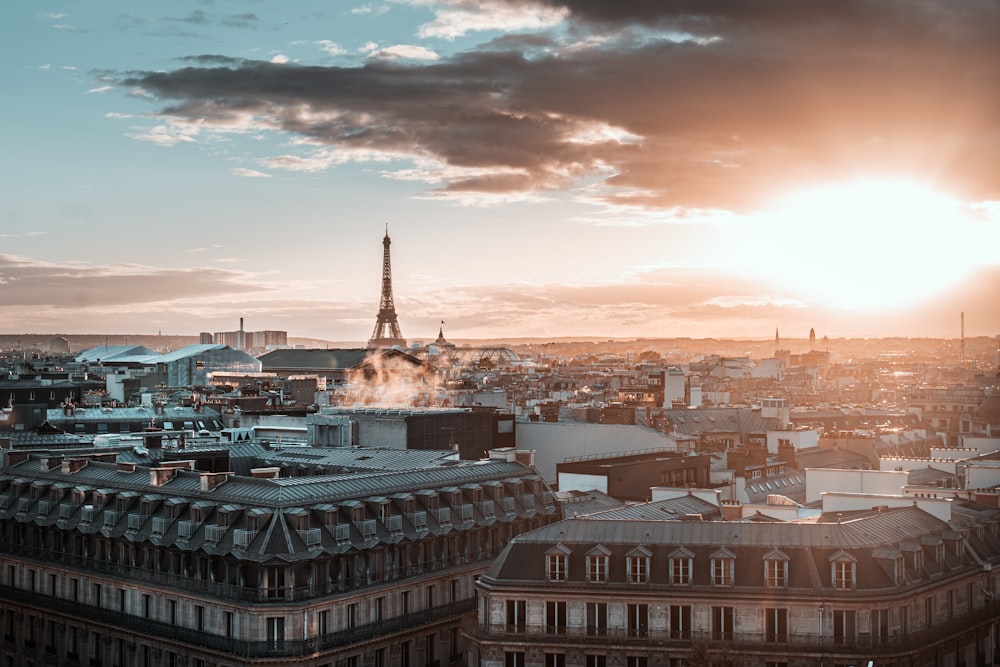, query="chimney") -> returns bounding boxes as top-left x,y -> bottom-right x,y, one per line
62,458 -> 89,474
4,451 -> 30,468
40,456 -> 62,472
514,449 -> 535,467
250,467 -> 281,479
116,461 -> 137,473
200,471 -> 233,491
150,468 -> 176,486
727,449 -> 747,476
748,444 -> 767,467
777,441 -> 797,469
